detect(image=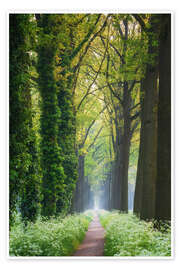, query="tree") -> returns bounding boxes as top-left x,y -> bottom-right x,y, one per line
54,14 -> 106,213
133,14 -> 160,220
99,15 -> 141,212
36,14 -> 65,217
155,14 -> 171,221
9,13 -> 171,226
9,14 -> 39,225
